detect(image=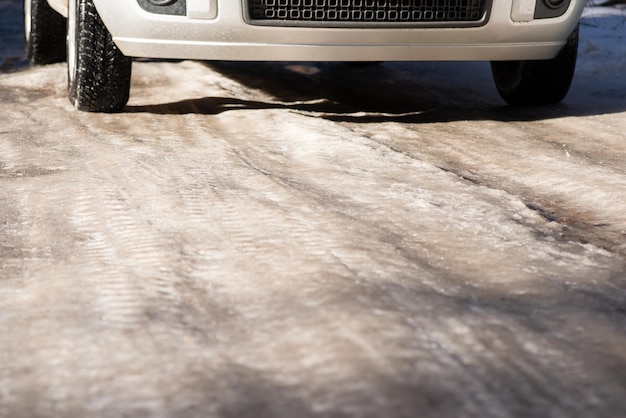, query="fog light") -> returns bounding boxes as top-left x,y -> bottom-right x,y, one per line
137,0 -> 185,16
544,0 -> 566,8
534,0 -> 571,19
